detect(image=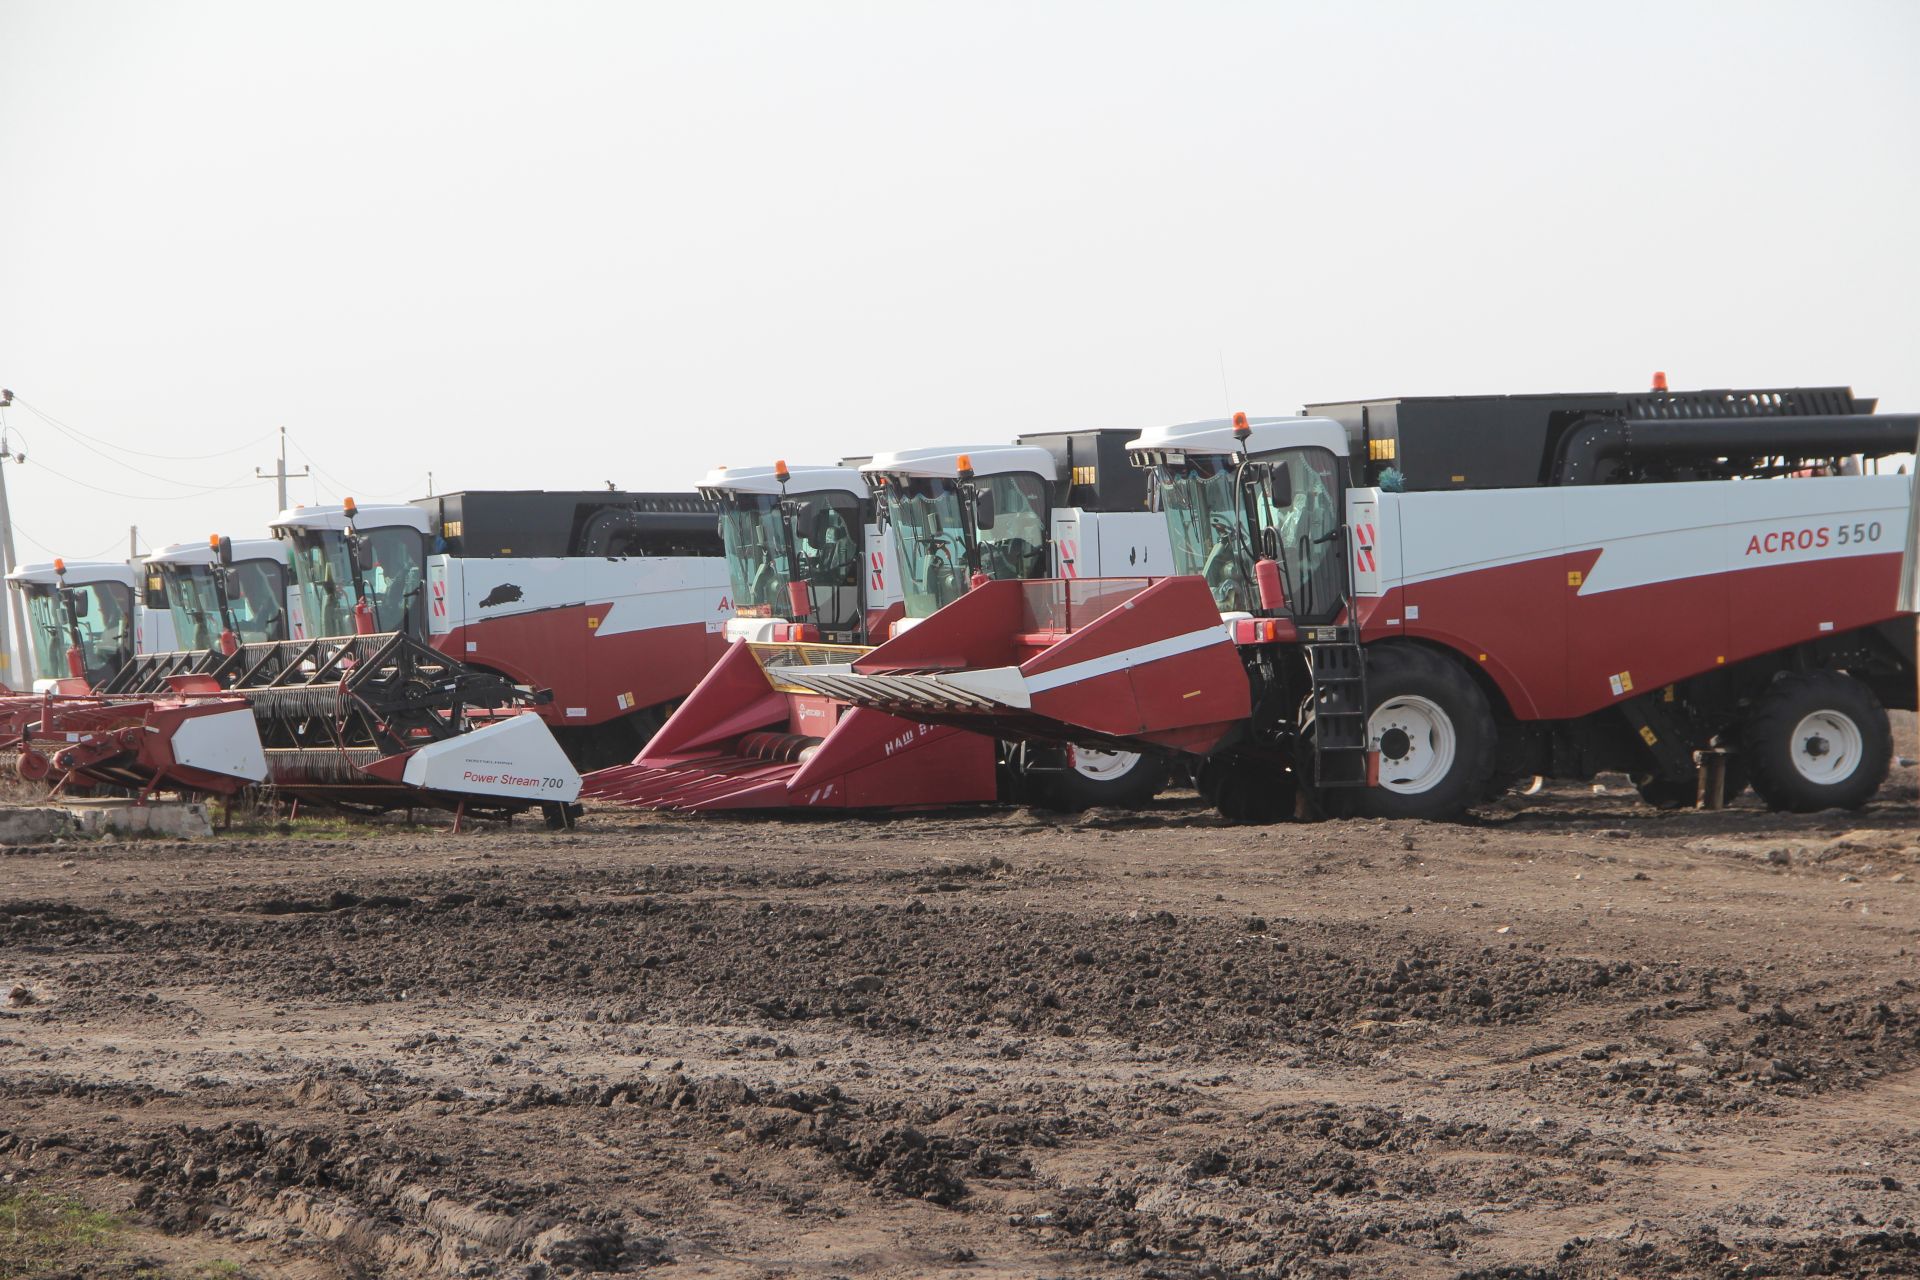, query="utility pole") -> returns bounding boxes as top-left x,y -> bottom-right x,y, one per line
256,425 -> 310,514
0,390 -> 26,686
